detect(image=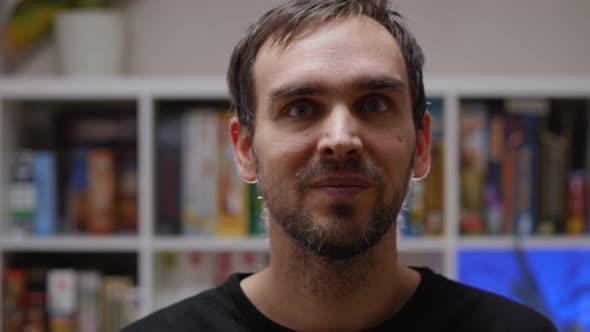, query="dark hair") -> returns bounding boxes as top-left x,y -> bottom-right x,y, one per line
227,0 -> 426,135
